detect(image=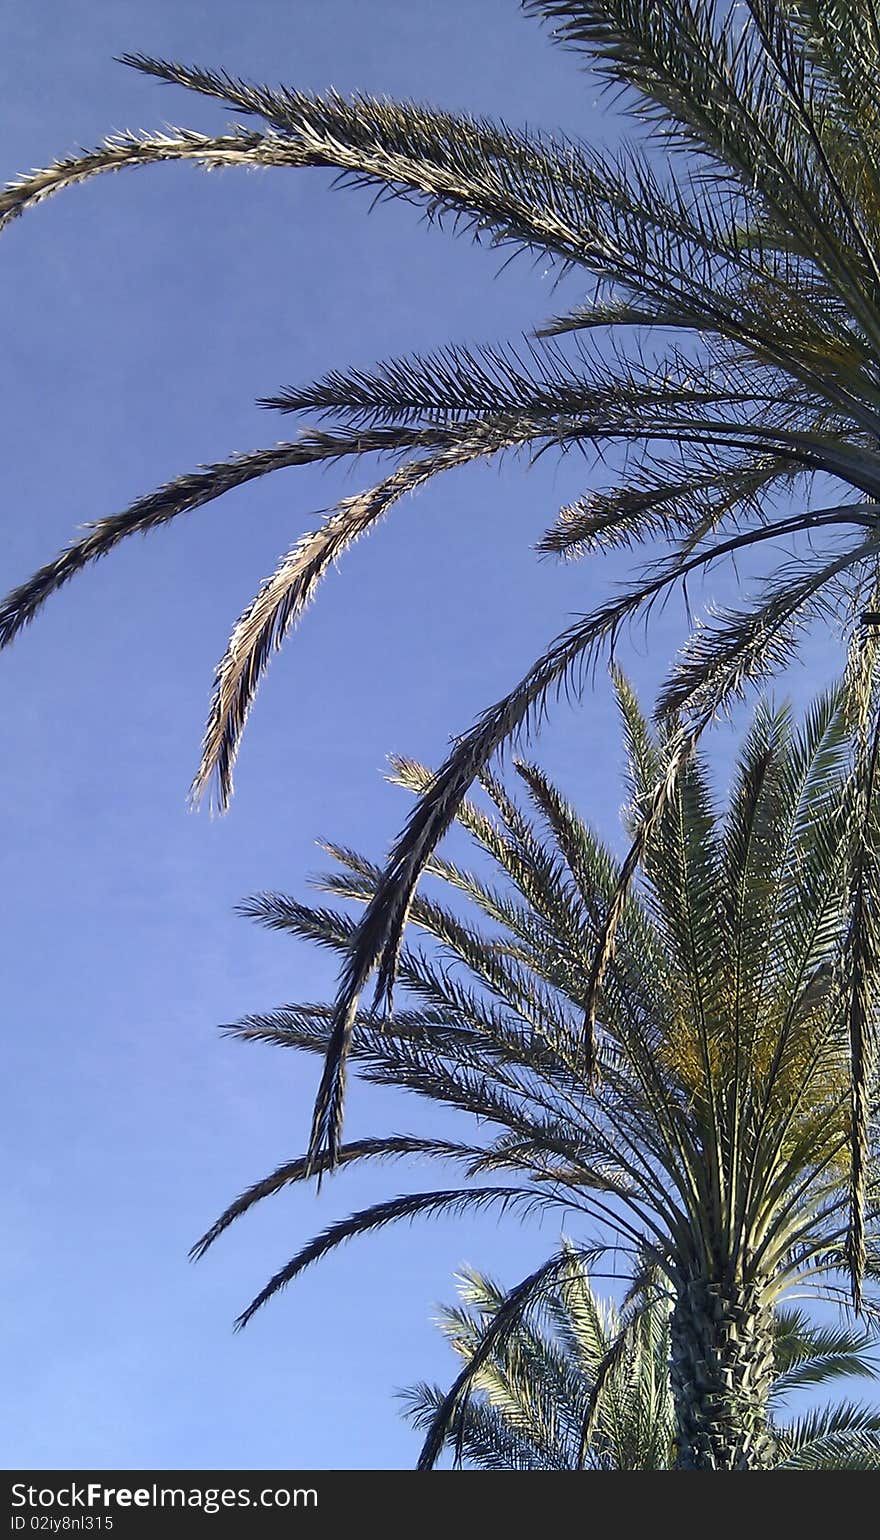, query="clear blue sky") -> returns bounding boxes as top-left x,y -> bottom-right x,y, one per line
0,0 -> 845,1471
